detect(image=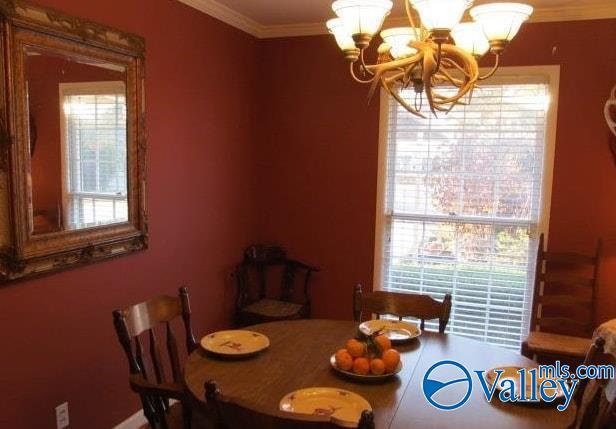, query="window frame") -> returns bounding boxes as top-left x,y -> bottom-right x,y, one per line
373,65 -> 560,344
